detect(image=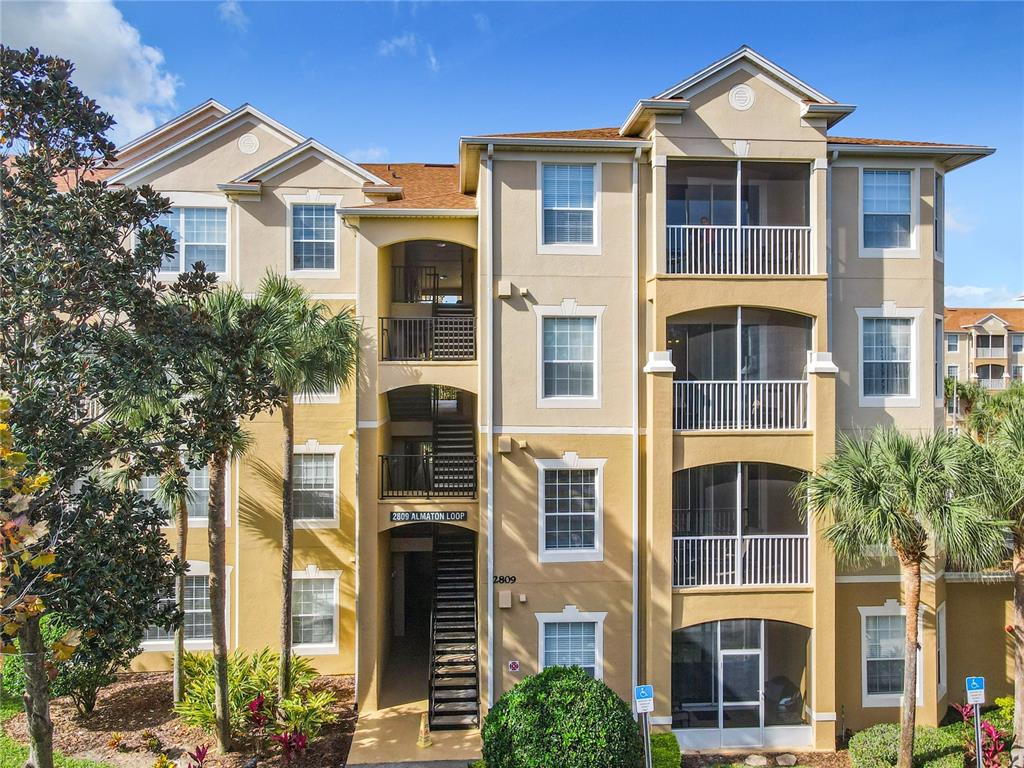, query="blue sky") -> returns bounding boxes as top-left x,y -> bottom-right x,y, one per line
3,1 -> 1021,305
